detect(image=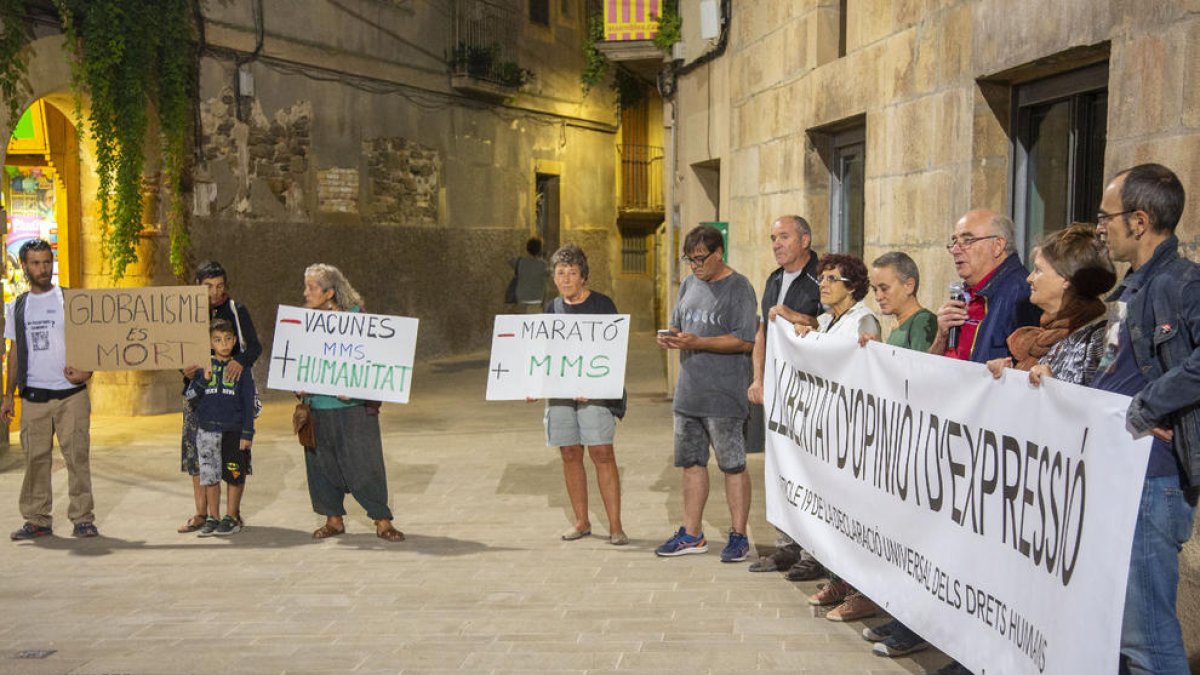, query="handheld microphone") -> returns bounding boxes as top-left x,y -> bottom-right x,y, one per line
947,281 -> 967,350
